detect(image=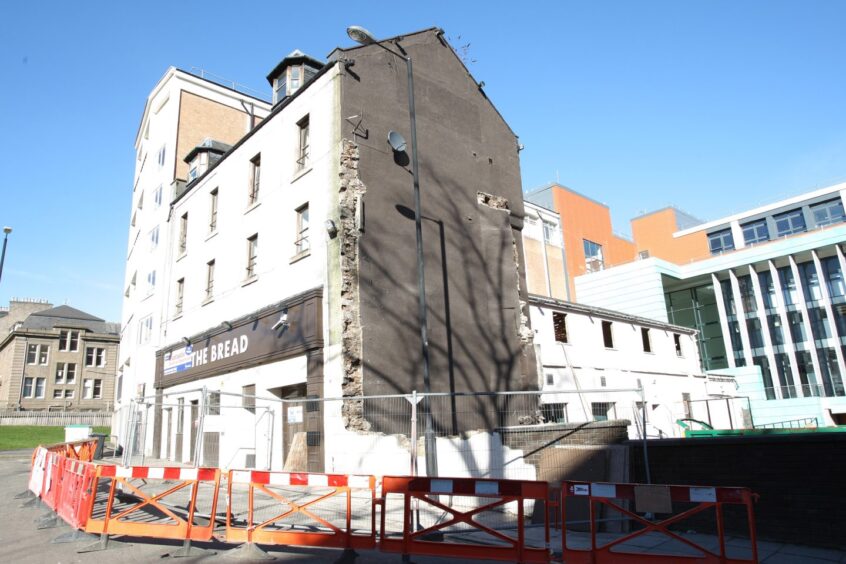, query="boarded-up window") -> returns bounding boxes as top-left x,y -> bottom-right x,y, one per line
553,312 -> 568,343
